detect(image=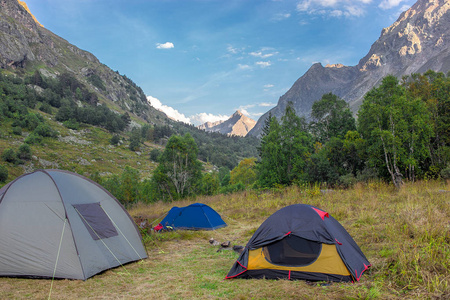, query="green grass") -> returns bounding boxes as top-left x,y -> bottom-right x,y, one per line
1,180 -> 448,299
